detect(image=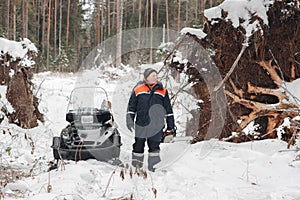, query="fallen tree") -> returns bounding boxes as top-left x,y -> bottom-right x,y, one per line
0,38 -> 43,128
167,0 -> 300,143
